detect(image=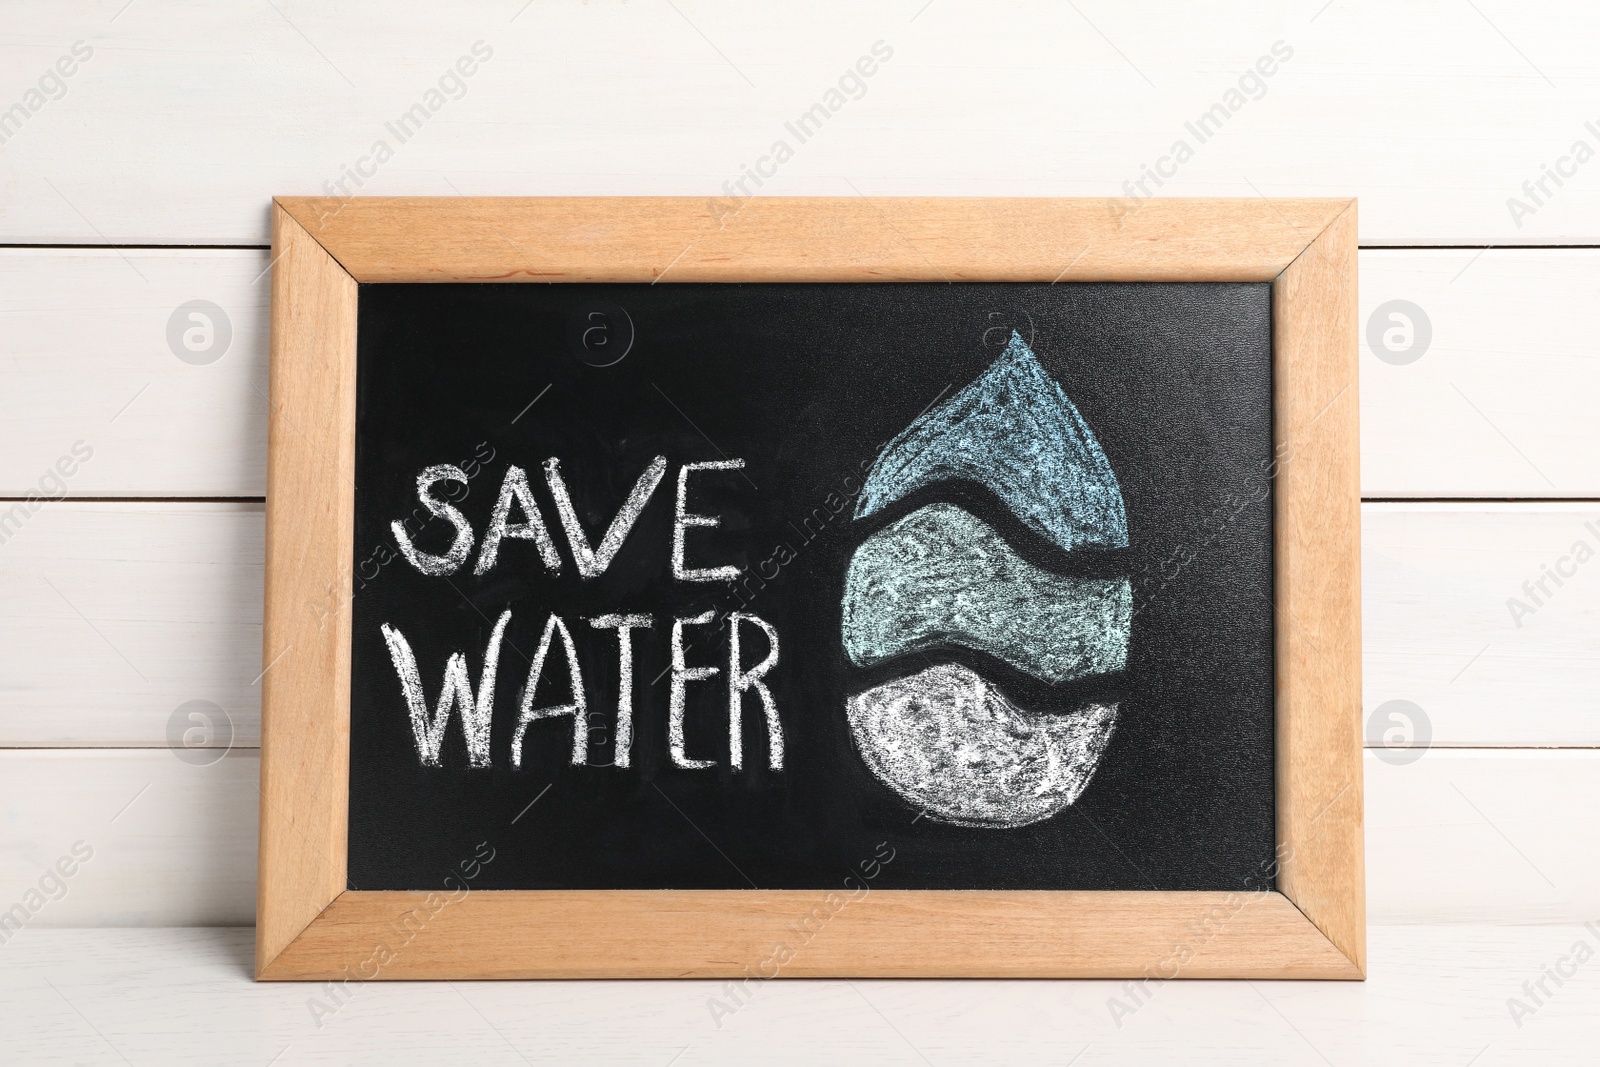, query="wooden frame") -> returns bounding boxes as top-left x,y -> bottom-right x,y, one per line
259,196 -> 1363,980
